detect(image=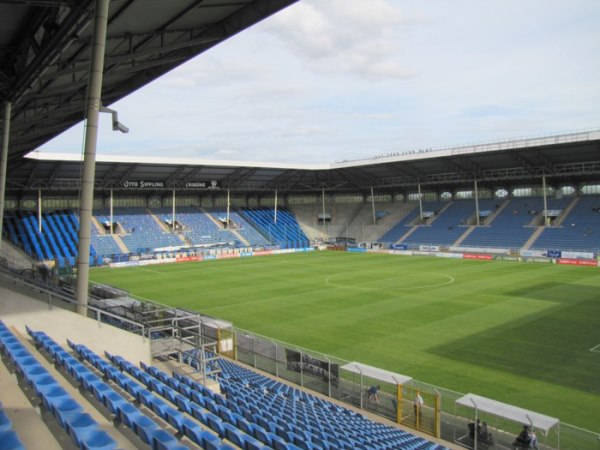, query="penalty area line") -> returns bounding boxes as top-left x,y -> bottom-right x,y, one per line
589,344 -> 600,353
